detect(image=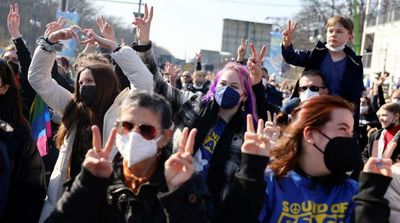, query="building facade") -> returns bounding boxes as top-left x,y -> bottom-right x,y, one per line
221,18 -> 272,60
361,0 -> 400,94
